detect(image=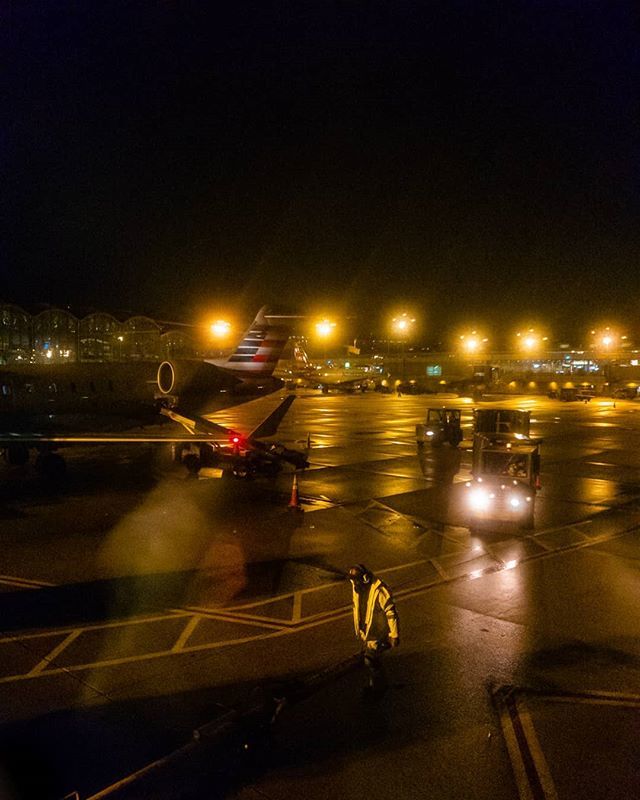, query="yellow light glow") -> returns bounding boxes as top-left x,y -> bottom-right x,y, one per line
592,326 -> 620,351
391,312 -> 416,337
315,319 -> 336,339
210,320 -> 231,338
458,329 -> 487,354
516,327 -> 548,354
